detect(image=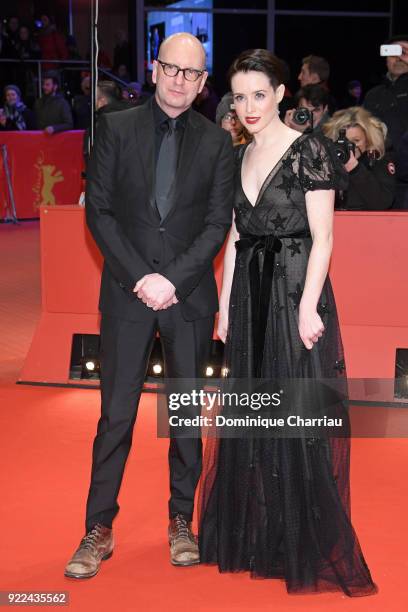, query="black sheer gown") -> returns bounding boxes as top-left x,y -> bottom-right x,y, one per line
198,133 -> 377,597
